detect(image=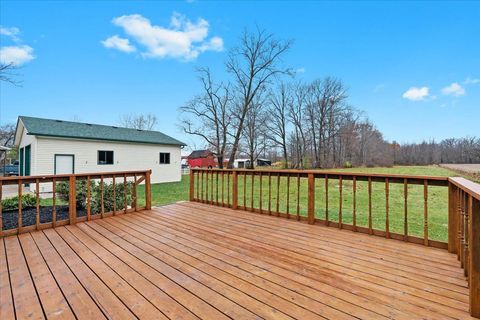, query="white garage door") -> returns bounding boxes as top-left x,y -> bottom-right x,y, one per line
55,155 -> 74,174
